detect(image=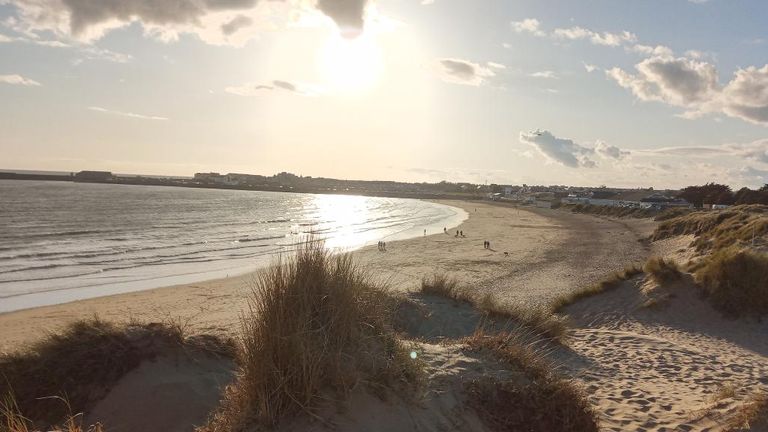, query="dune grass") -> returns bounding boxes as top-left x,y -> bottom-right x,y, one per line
1,394 -> 103,432
693,247 -> 768,318
726,392 -> 767,432
421,274 -> 567,340
201,240 -> 421,431
0,318 -> 231,429
652,205 -> 768,252
560,203 -> 694,220
644,256 -> 682,285
463,329 -> 599,432
551,264 -> 643,314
